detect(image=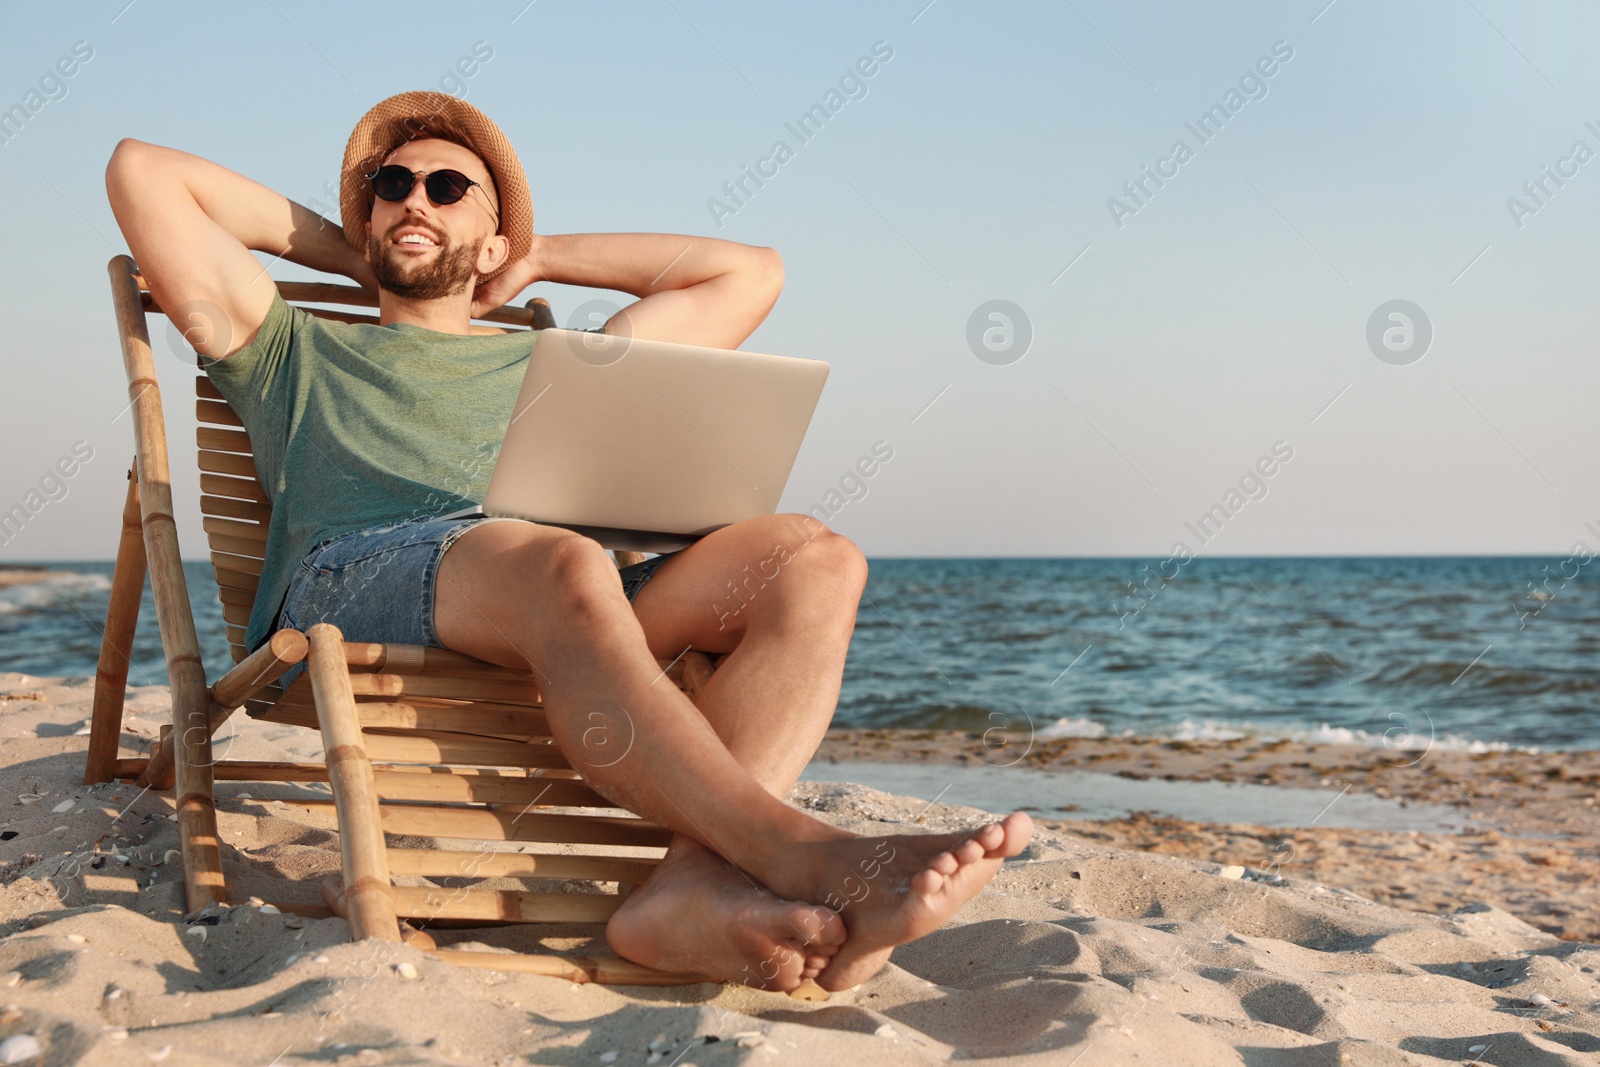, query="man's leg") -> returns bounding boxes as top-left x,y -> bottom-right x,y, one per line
433,516 -> 1034,992
604,513 -> 867,985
